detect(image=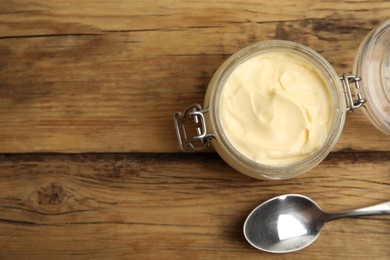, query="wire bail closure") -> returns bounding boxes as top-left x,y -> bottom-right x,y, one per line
174,104 -> 214,151
340,74 -> 366,112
